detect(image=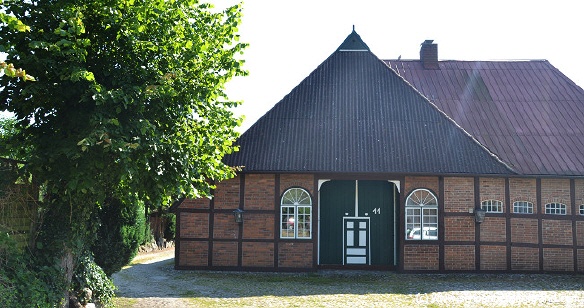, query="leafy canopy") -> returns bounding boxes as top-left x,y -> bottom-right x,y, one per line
0,0 -> 247,205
